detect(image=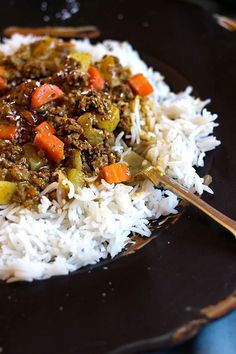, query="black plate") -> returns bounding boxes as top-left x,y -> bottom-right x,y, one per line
0,1 -> 236,353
